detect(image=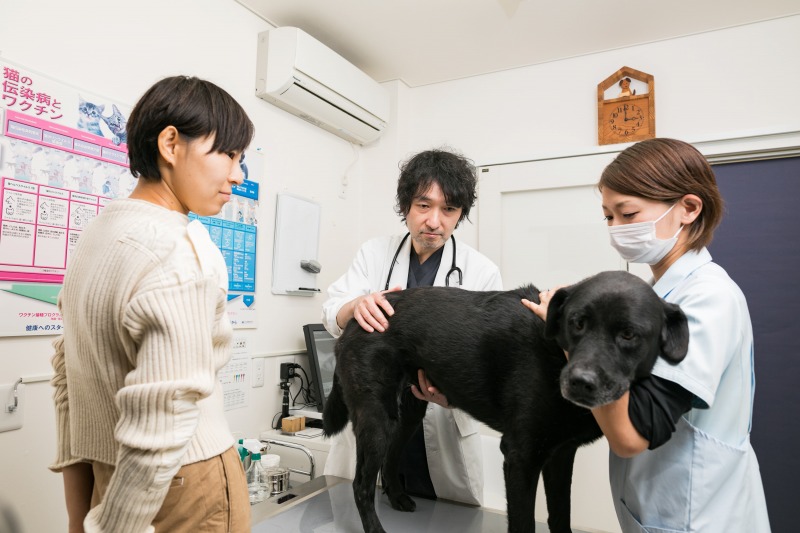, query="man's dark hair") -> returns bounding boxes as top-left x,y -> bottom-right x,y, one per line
127,76 -> 254,181
395,149 -> 477,226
